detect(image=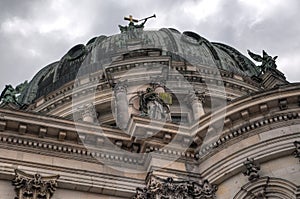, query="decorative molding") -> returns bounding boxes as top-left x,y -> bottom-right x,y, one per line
0,134 -> 142,166
242,158 -> 260,182
77,103 -> 97,123
198,111 -> 300,159
279,98 -> 288,110
133,174 -> 217,199
237,178 -> 269,199
294,141 -> 300,162
233,177 -> 298,199
12,169 -> 59,199
31,67 -> 260,115
1,108 -> 300,167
